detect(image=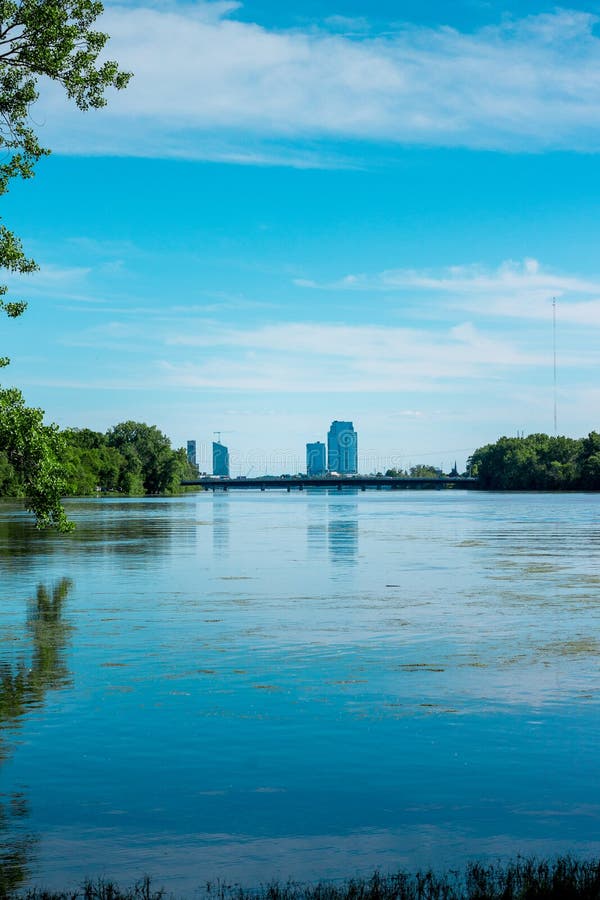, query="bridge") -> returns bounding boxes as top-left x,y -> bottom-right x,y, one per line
181,475 -> 479,491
